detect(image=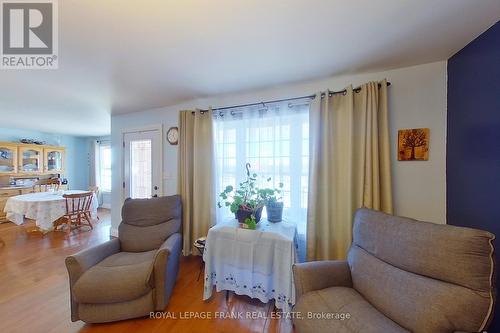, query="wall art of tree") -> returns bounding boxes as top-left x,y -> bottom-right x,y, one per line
398,128 -> 429,161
